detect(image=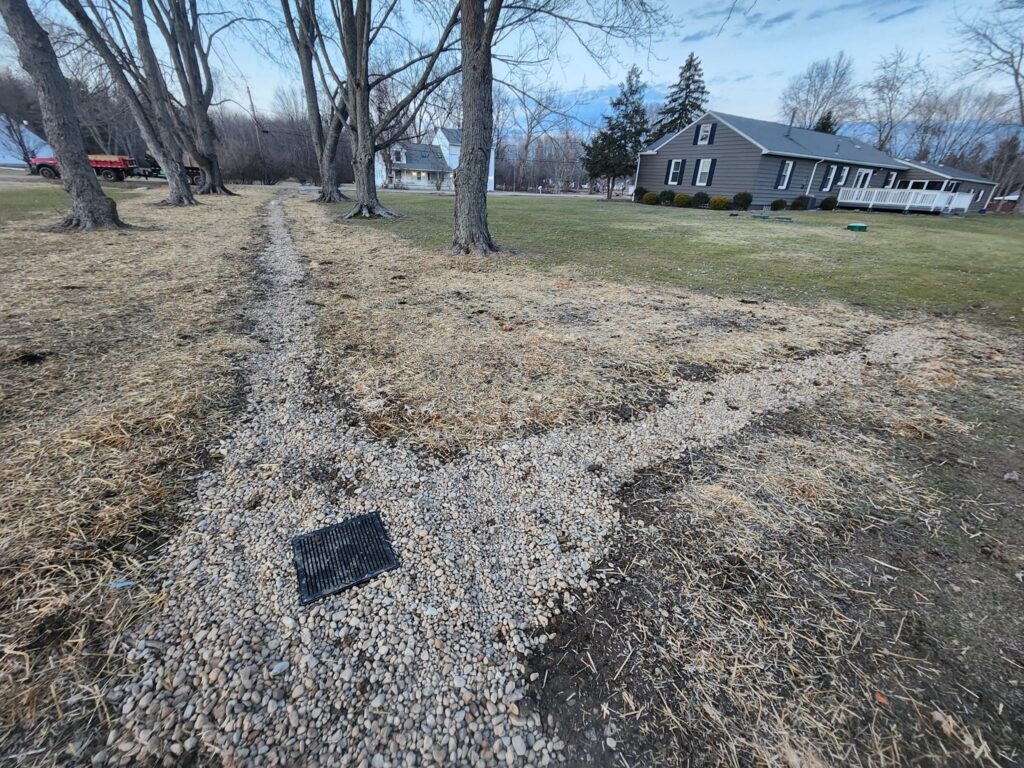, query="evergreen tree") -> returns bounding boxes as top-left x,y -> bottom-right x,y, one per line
582,66 -> 648,199
813,109 -> 839,134
650,53 -> 709,141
